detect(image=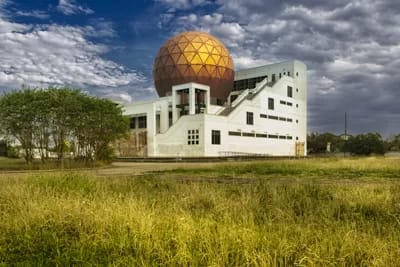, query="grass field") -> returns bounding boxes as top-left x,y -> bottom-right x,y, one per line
1,157 -> 400,266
